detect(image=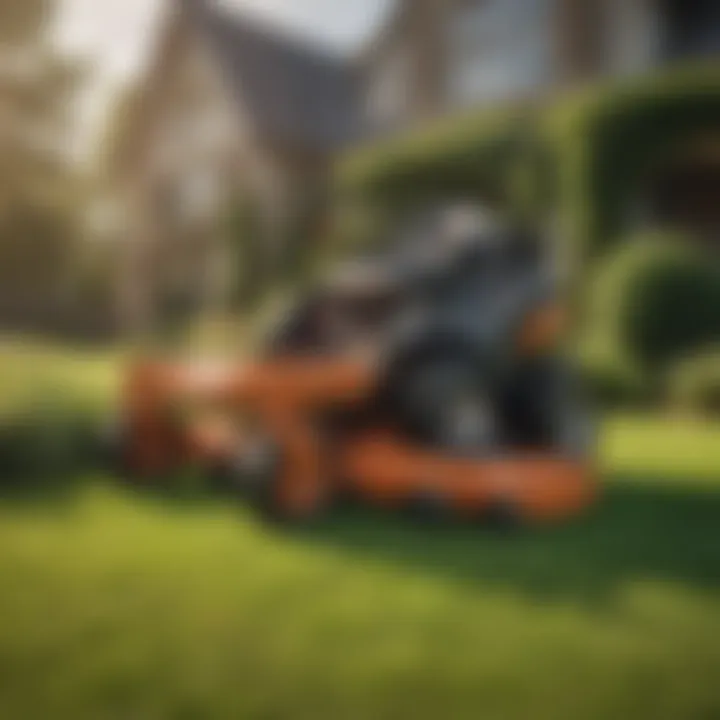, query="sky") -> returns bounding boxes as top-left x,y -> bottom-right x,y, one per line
54,0 -> 392,150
